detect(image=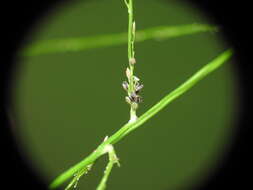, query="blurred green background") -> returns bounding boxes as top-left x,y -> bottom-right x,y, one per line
14,0 -> 235,189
